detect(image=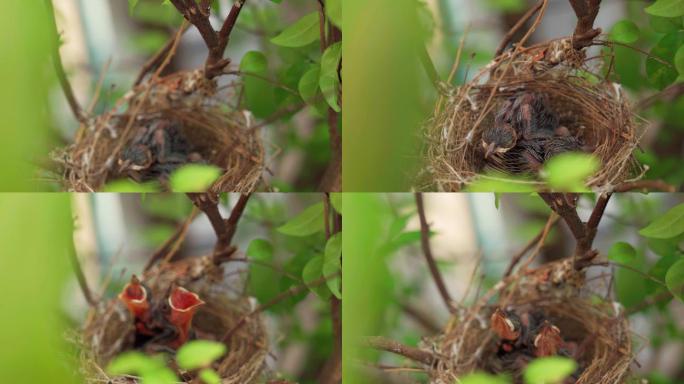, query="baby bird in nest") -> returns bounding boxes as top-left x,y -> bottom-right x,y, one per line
481,92 -> 583,174
118,275 -> 205,352
489,307 -> 580,381
118,119 -> 205,183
